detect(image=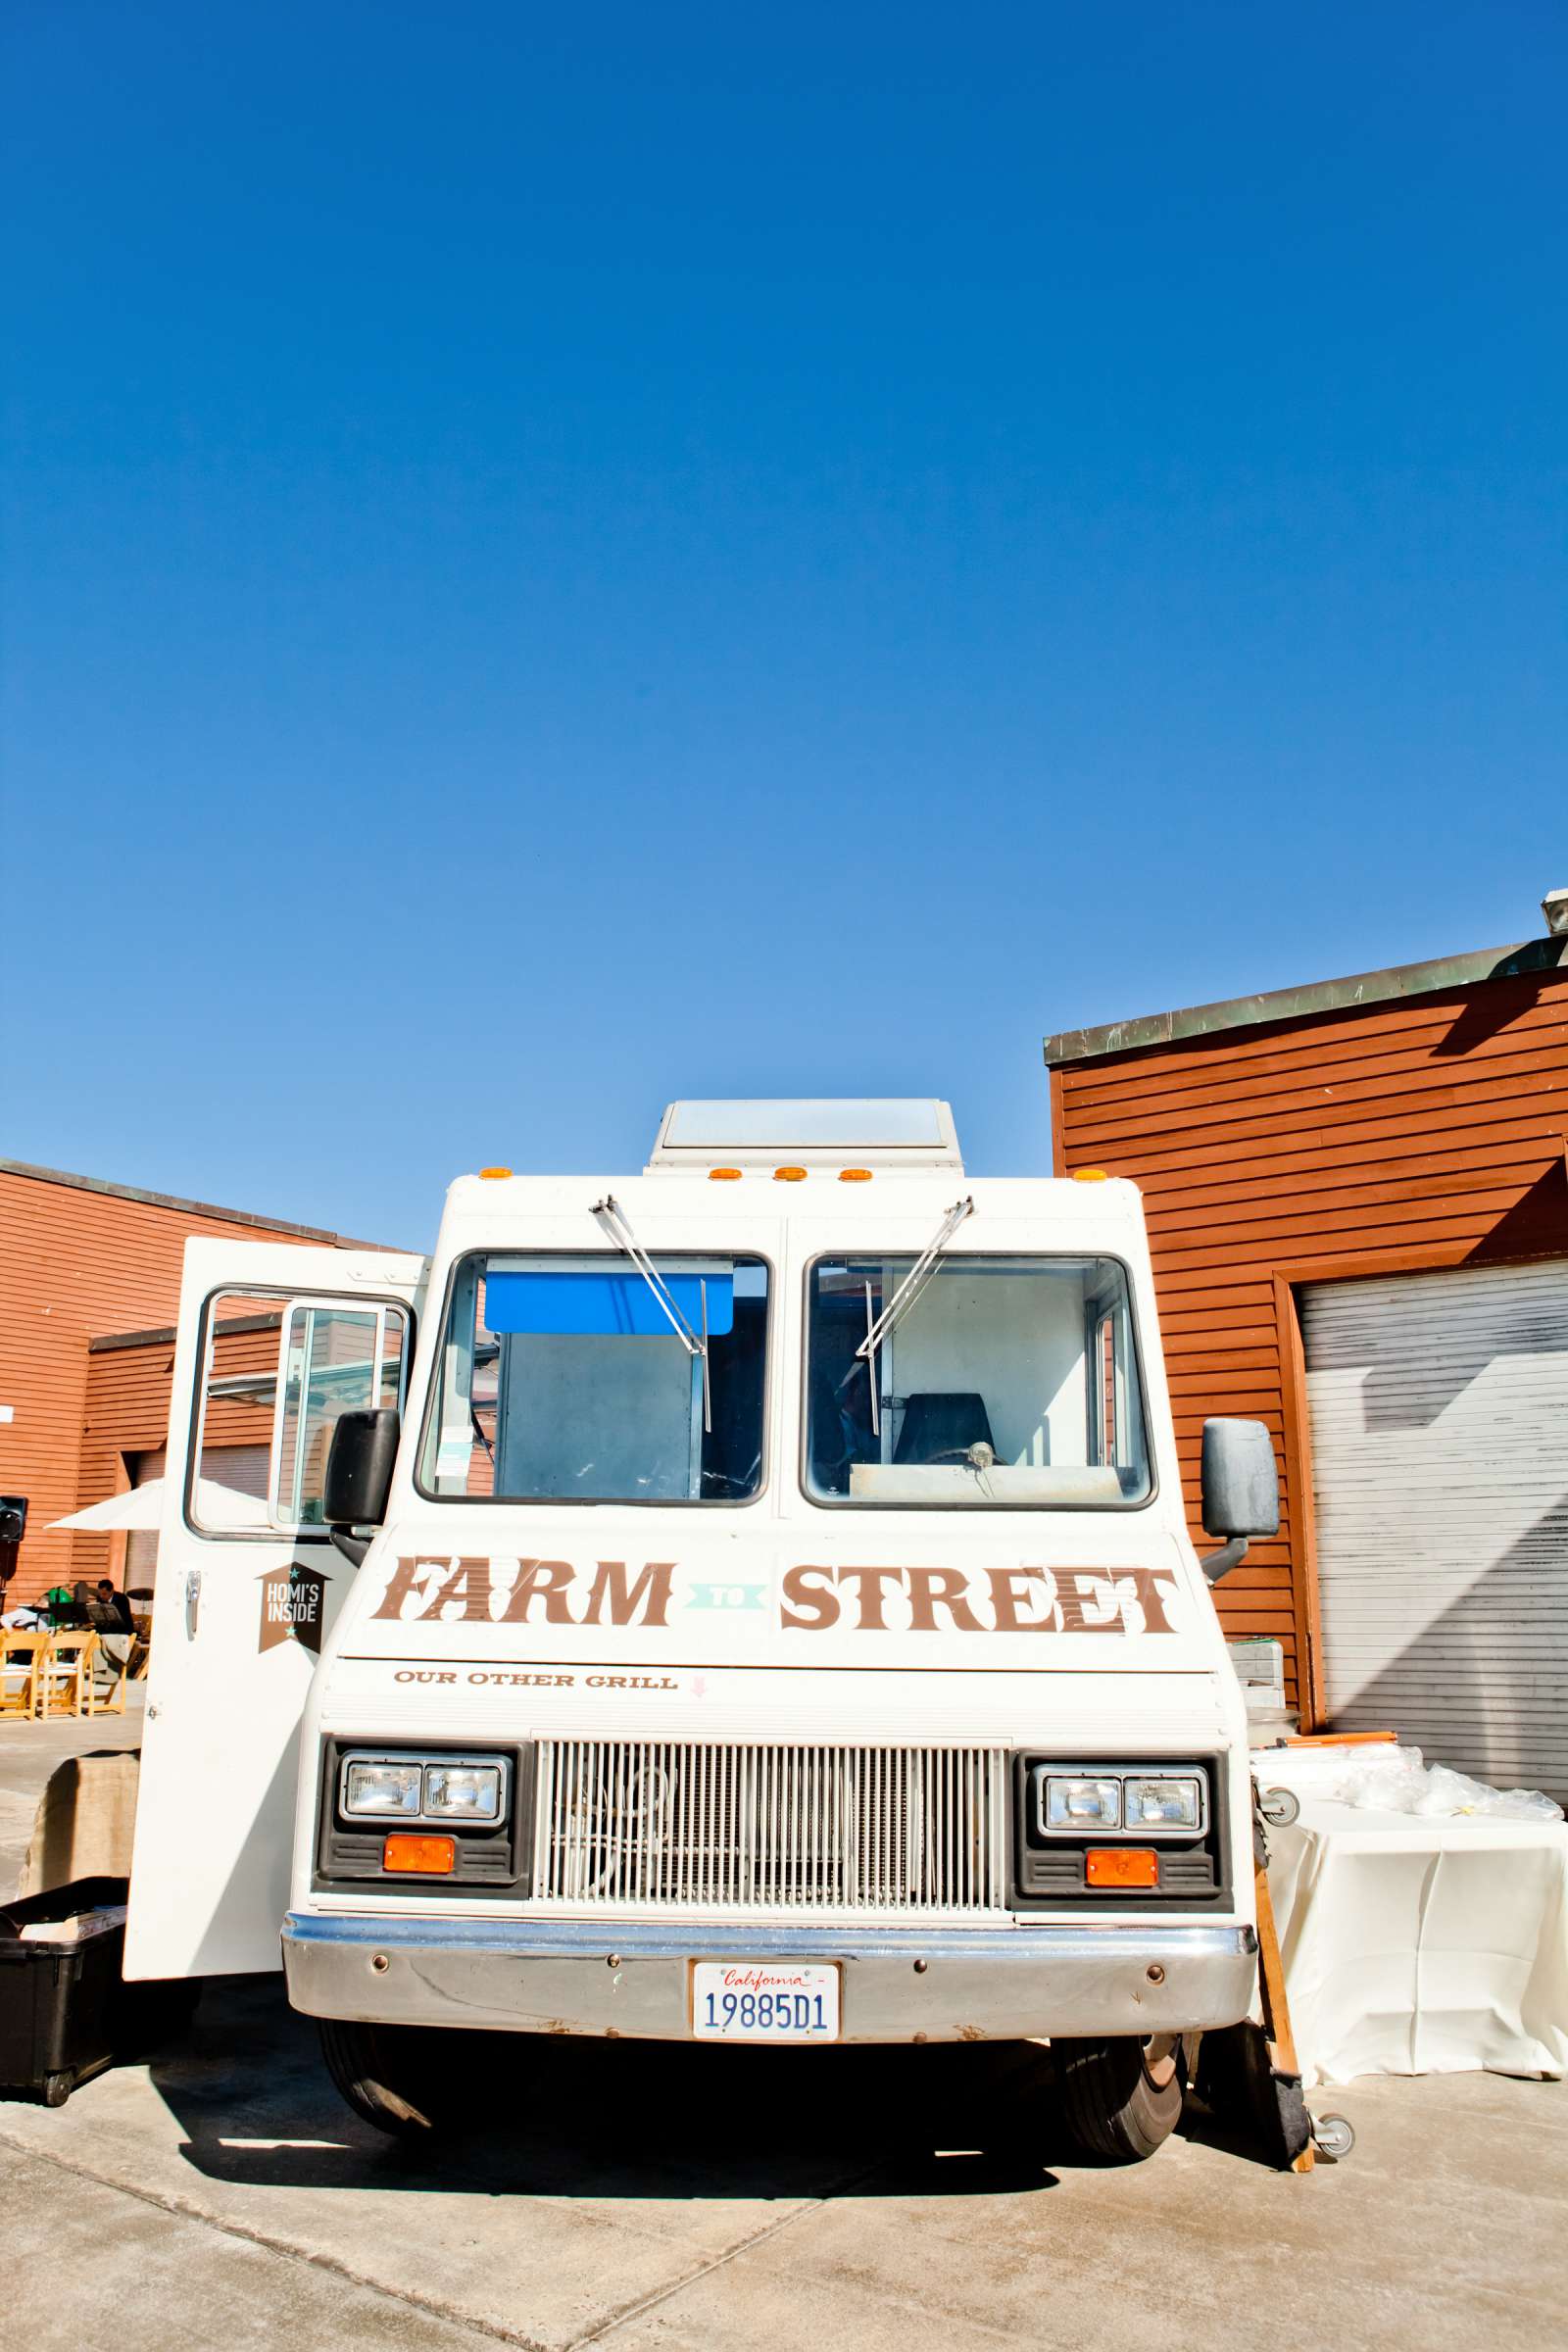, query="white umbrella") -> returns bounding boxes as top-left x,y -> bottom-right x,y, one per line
52,1485 -> 163,1532
51,1477 -> 271,1531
